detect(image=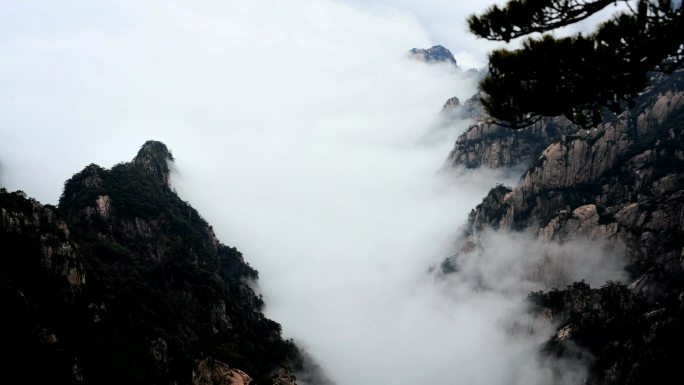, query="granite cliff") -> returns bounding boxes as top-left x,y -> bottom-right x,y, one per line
446,71 -> 684,384
446,92 -> 576,169
408,45 -> 458,66
0,141 -> 316,385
